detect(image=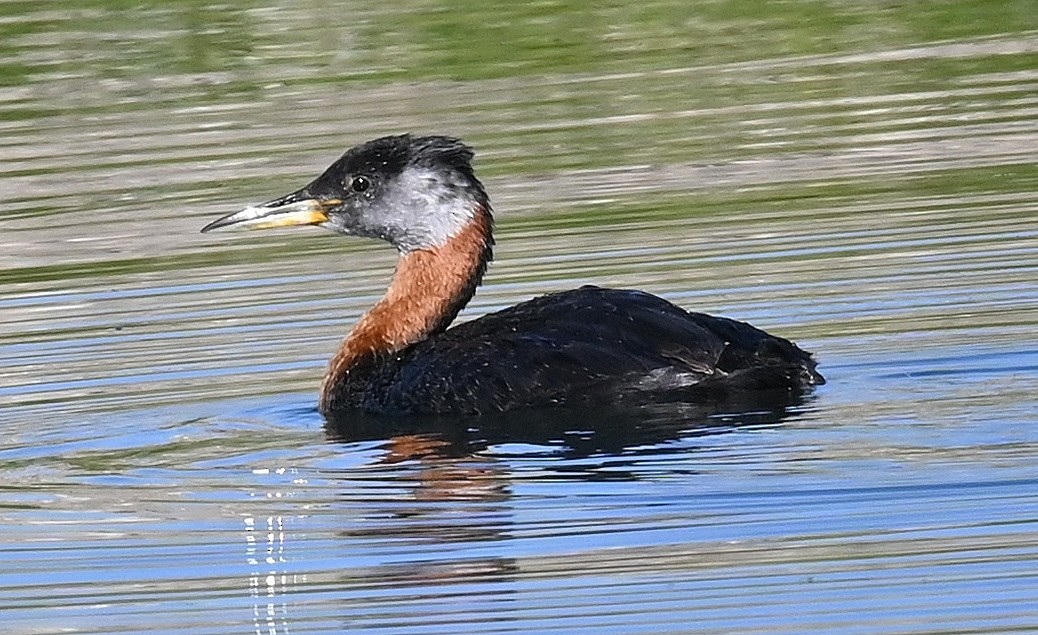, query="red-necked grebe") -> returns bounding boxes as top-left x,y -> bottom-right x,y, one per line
202,134 -> 823,417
